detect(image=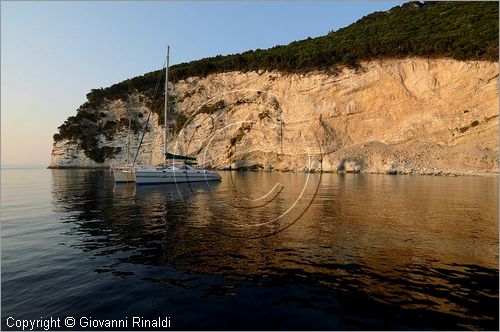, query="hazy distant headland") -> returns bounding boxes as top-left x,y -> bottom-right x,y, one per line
49,2 -> 499,175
